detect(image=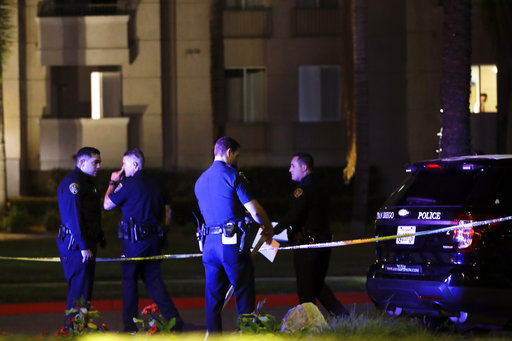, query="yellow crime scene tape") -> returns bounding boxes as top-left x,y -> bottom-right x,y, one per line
1,215 -> 511,263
